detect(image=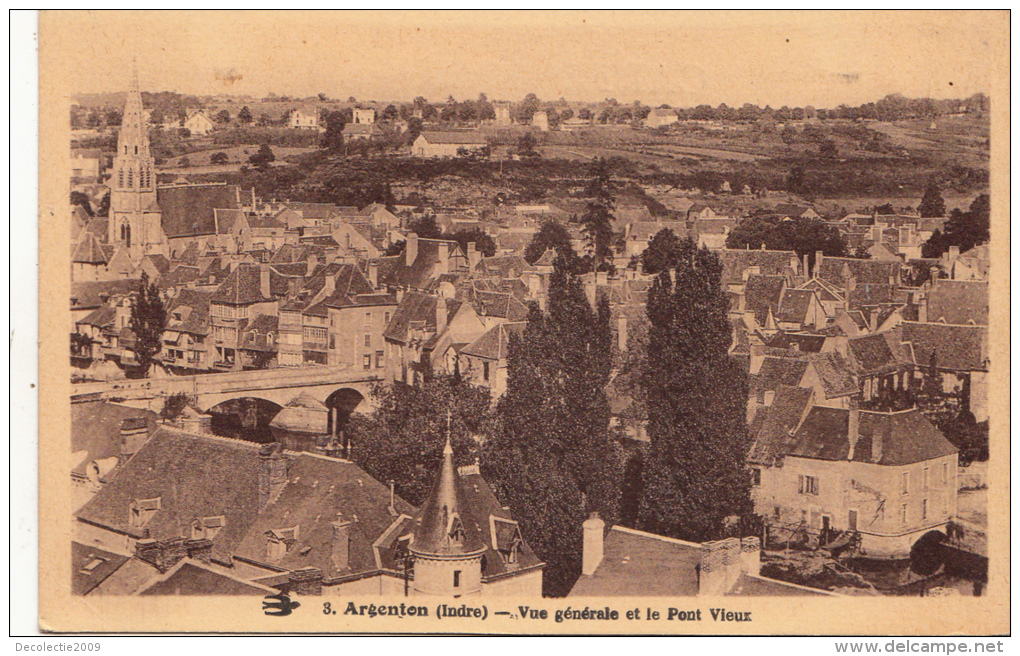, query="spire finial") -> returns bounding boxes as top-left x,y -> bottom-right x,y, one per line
443,409 -> 453,456
131,57 -> 140,92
